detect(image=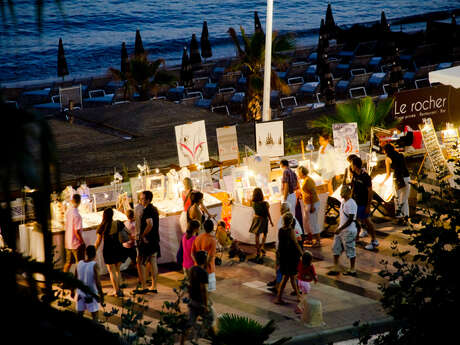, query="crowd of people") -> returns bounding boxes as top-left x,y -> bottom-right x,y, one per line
62,138 -> 410,329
